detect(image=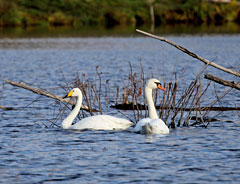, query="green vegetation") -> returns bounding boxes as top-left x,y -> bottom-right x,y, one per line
0,0 -> 240,28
